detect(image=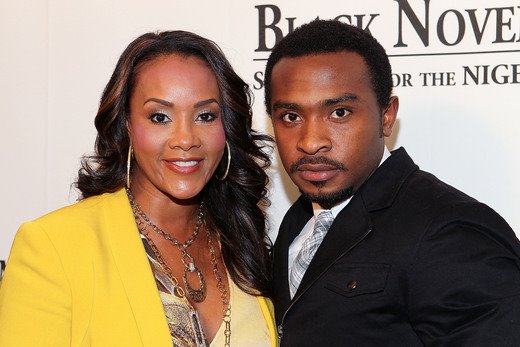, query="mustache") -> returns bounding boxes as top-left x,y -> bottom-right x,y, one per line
289,156 -> 347,174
